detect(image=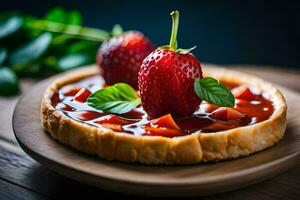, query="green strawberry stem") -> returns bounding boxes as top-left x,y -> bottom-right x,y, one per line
169,10 -> 179,51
